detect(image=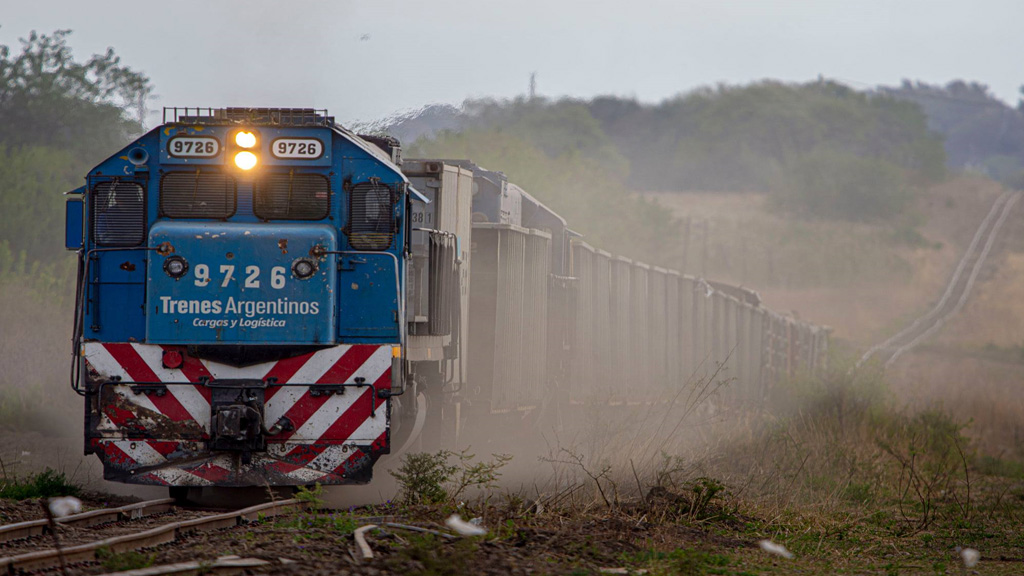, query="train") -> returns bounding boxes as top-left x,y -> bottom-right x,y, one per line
63,107 -> 828,497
